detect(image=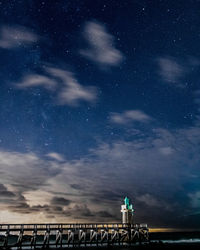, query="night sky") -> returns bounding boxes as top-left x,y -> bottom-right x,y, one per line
0,0 -> 200,230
